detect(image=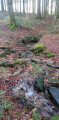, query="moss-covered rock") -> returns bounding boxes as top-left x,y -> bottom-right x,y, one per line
0,46 -> 11,50
31,43 -> 45,55
47,53 -> 55,58
31,57 -> 41,64
14,58 -> 27,65
0,46 -> 16,54
0,61 -> 14,67
22,35 -> 38,43
43,49 -> 51,55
